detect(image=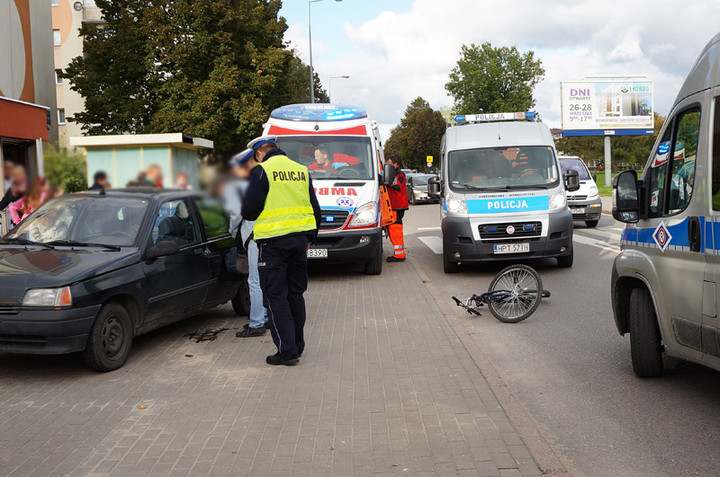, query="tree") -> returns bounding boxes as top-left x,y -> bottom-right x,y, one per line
445,42 -> 545,115
285,54 -> 329,104
44,144 -> 87,193
384,97 -> 447,171
63,0 -> 326,158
